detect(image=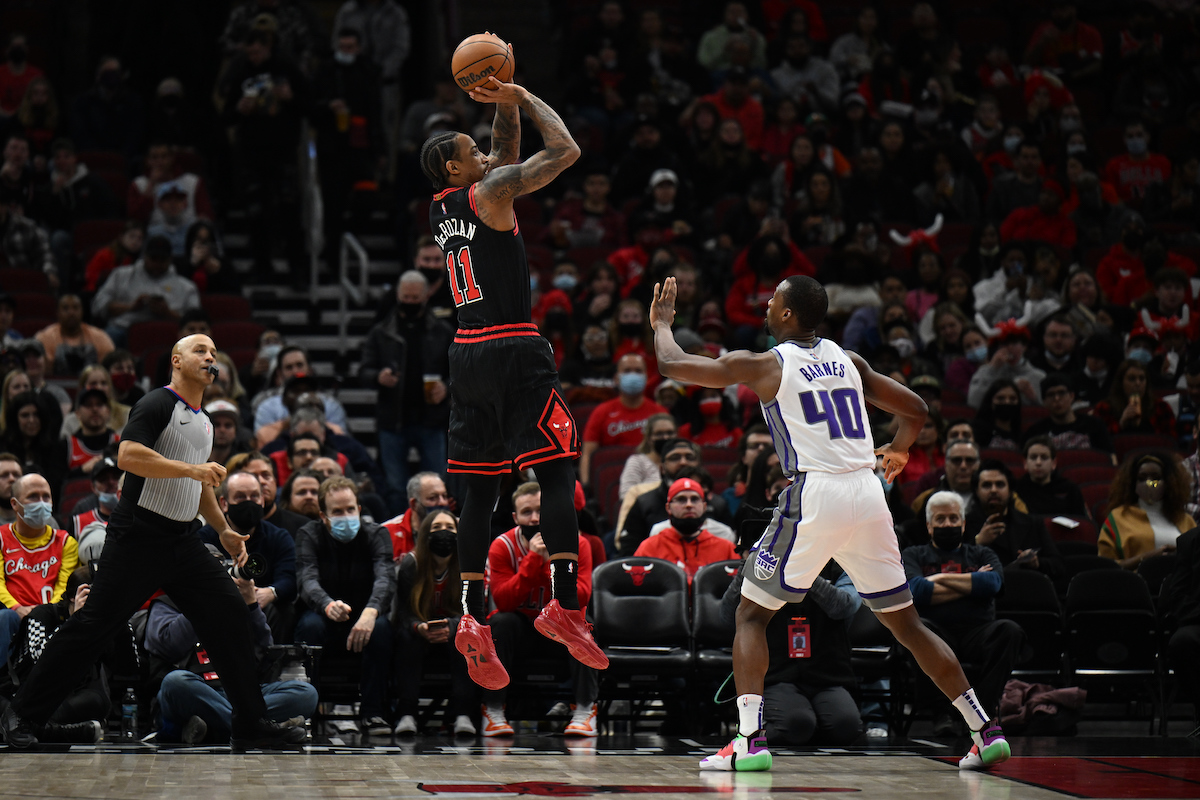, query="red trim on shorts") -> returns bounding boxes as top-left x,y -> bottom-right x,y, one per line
512,388 -> 581,468
447,458 -> 513,476
468,183 -> 479,216
516,451 -> 577,469
454,322 -> 541,344
432,187 -> 463,201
